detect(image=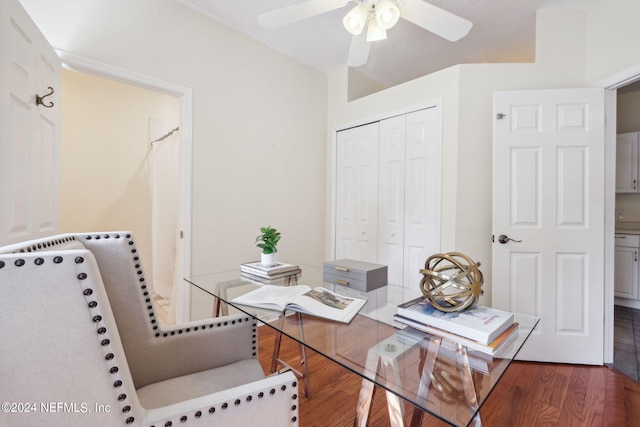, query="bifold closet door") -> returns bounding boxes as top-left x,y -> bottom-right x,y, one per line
377,108 -> 442,302
335,122 -> 379,263
402,108 -> 442,301
335,106 -> 442,304
378,115 -> 406,288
